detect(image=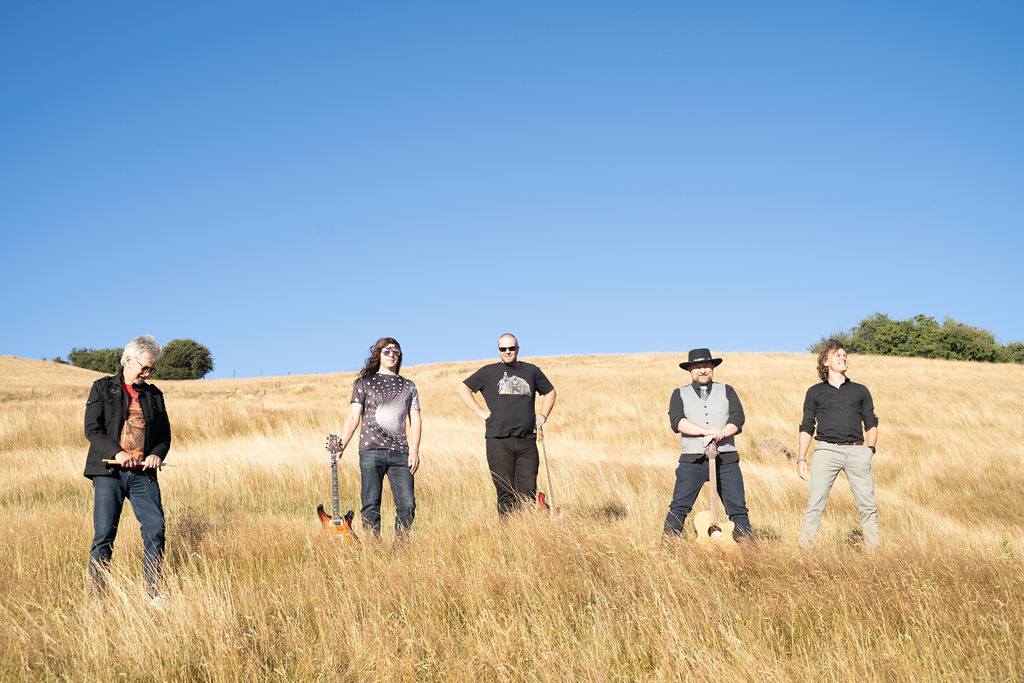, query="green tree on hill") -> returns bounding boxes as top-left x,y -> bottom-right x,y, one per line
811,313 -> 1022,364
65,339 -> 214,379
68,347 -> 95,368
86,348 -> 123,374
67,347 -> 122,374
937,319 -> 1009,363
151,339 -> 214,380
1004,342 -> 1024,364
